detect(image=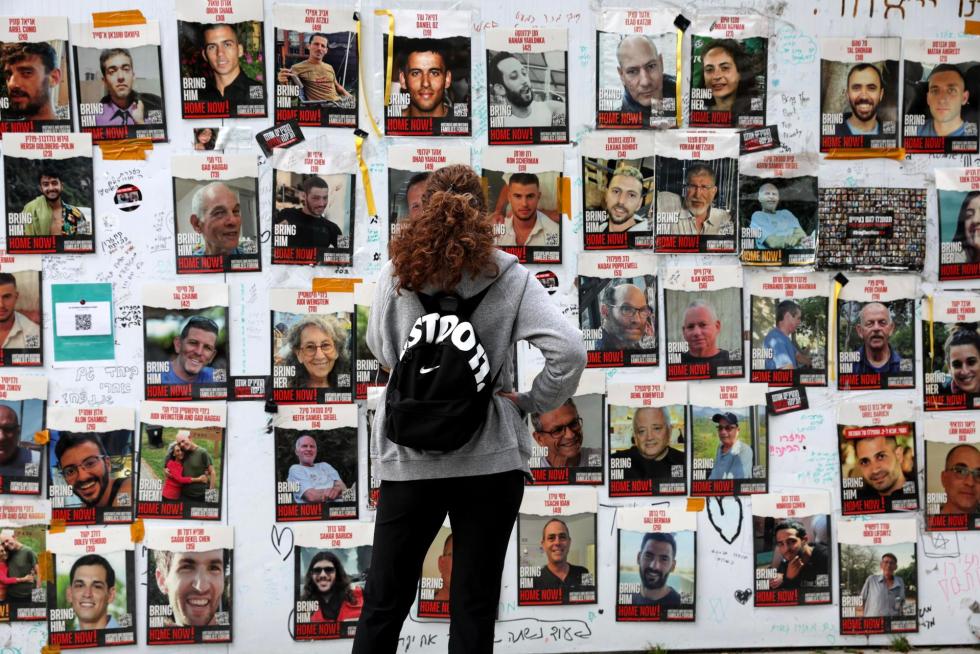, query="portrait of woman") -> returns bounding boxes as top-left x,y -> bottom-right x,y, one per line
193,128 -> 217,151
161,443 -> 209,502
282,315 -> 350,389
952,190 -> 980,264
945,325 -> 980,394
303,551 -> 363,623
701,39 -> 757,121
